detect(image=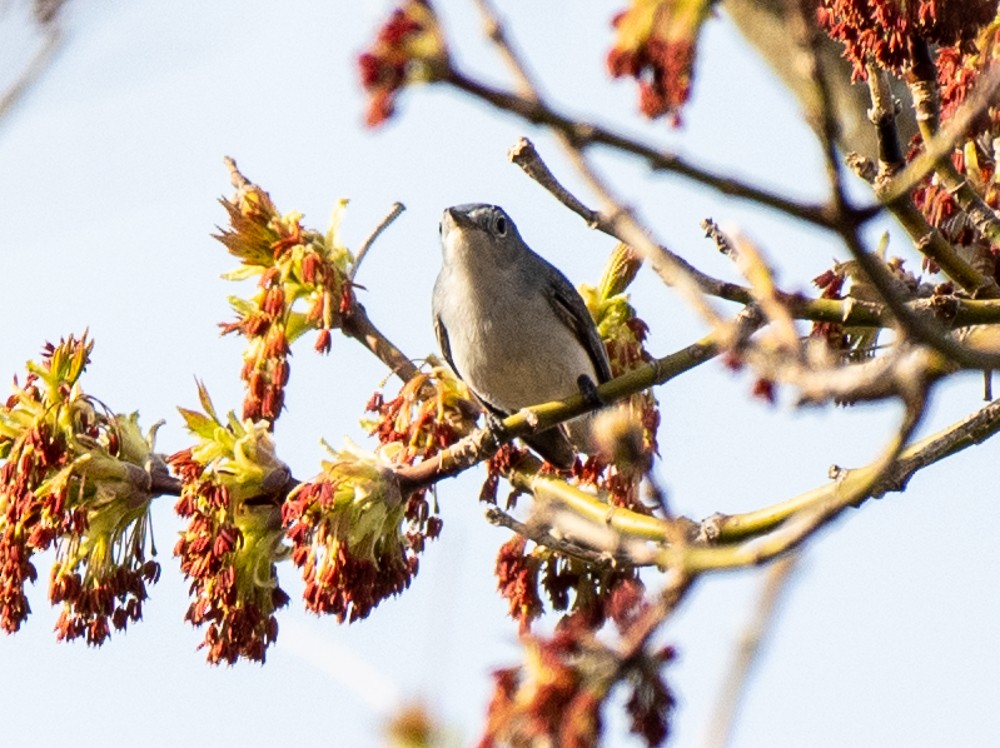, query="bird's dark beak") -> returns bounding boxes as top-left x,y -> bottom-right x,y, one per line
442,207 -> 474,232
